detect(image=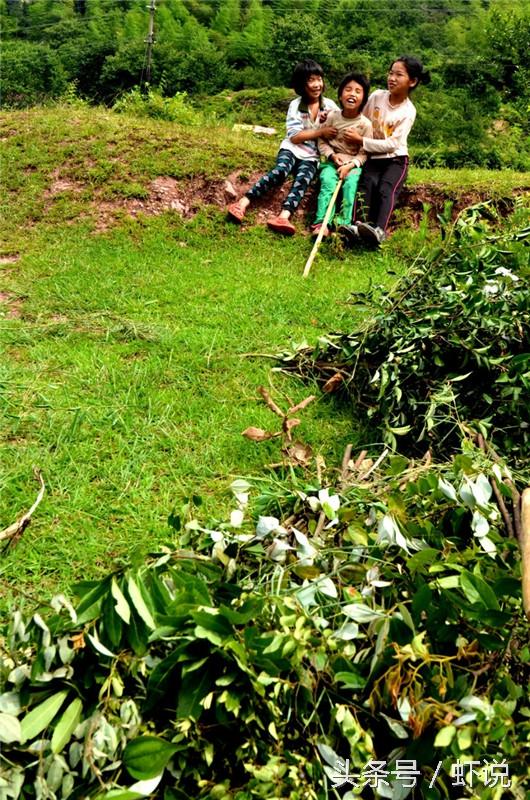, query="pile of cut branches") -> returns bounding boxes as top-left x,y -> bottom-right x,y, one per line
277,202 -> 530,459
1,439 -> 529,800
